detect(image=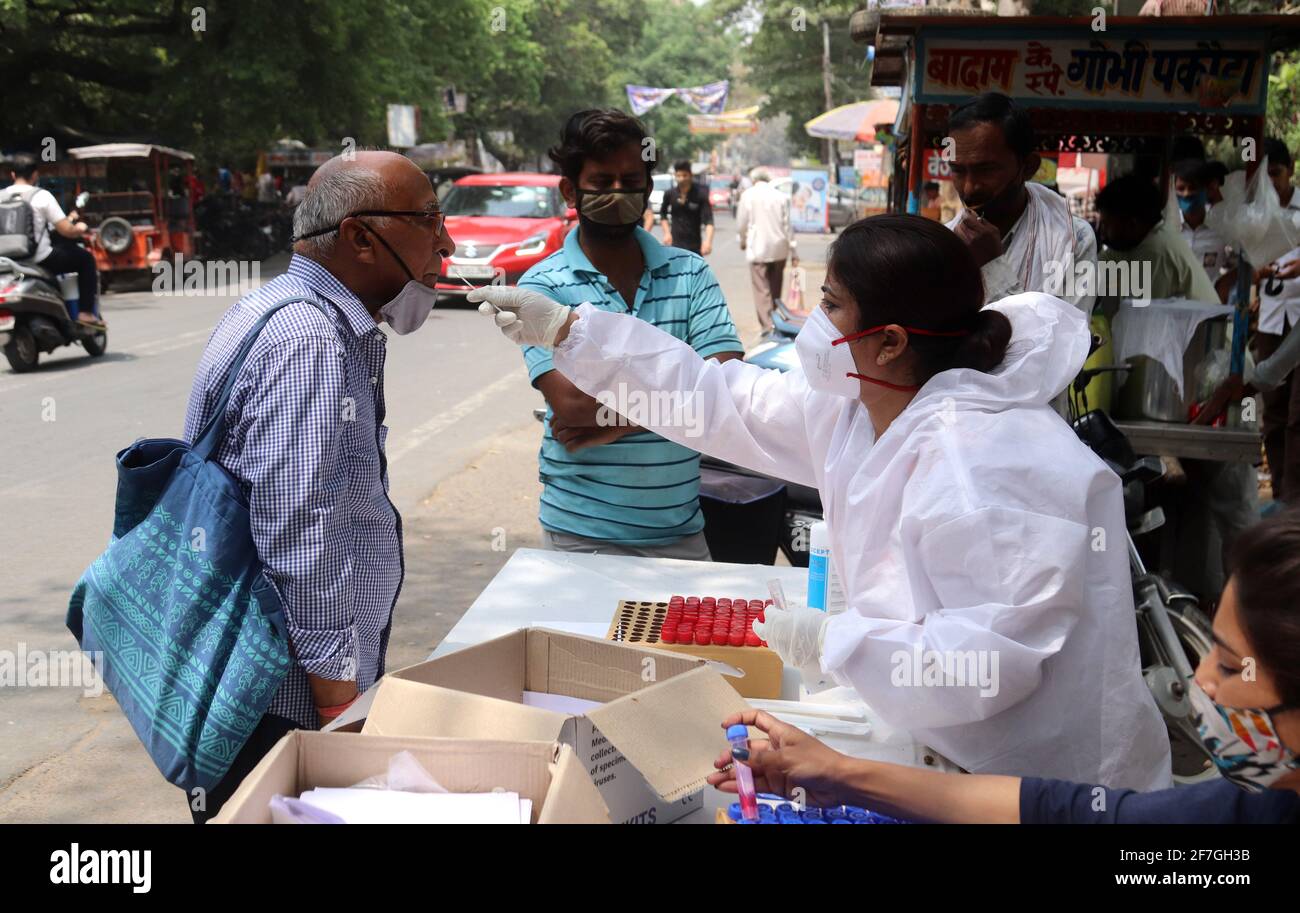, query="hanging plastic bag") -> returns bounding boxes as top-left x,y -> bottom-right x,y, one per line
1208,156 -> 1300,267
786,263 -> 805,311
